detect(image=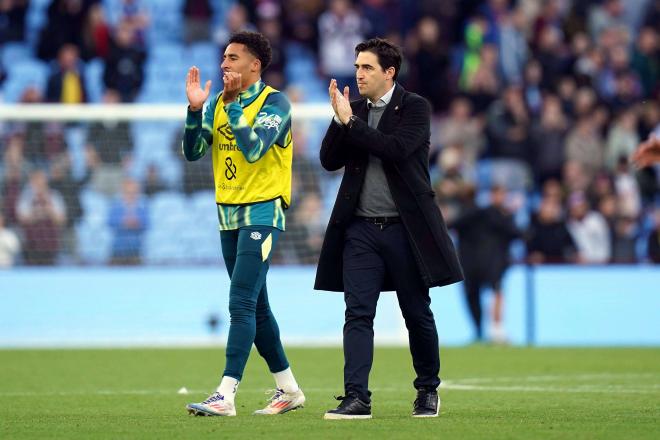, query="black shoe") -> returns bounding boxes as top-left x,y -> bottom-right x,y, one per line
412,389 -> 439,417
324,394 -> 372,420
